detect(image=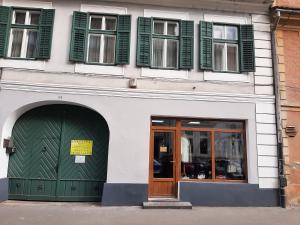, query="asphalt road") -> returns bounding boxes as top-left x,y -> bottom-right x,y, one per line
0,201 -> 299,225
